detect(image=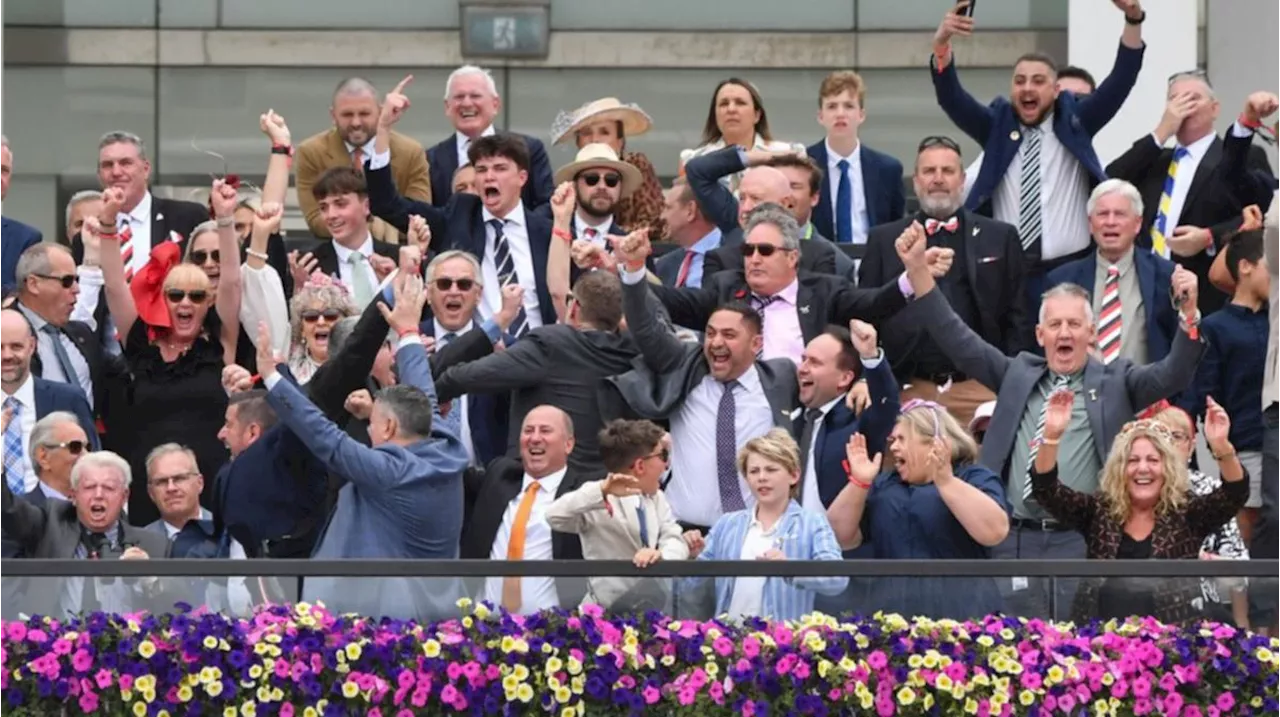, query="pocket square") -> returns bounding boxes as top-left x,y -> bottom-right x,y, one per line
978,256 -> 1001,264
